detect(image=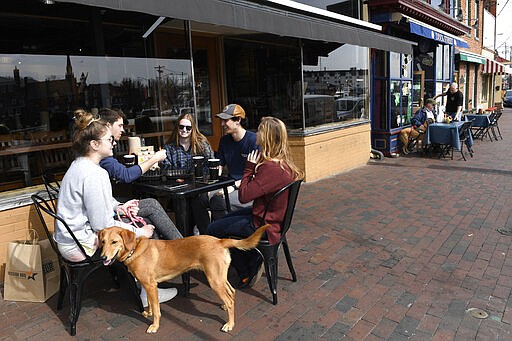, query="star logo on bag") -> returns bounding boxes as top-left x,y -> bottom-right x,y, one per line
26,271 -> 38,280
